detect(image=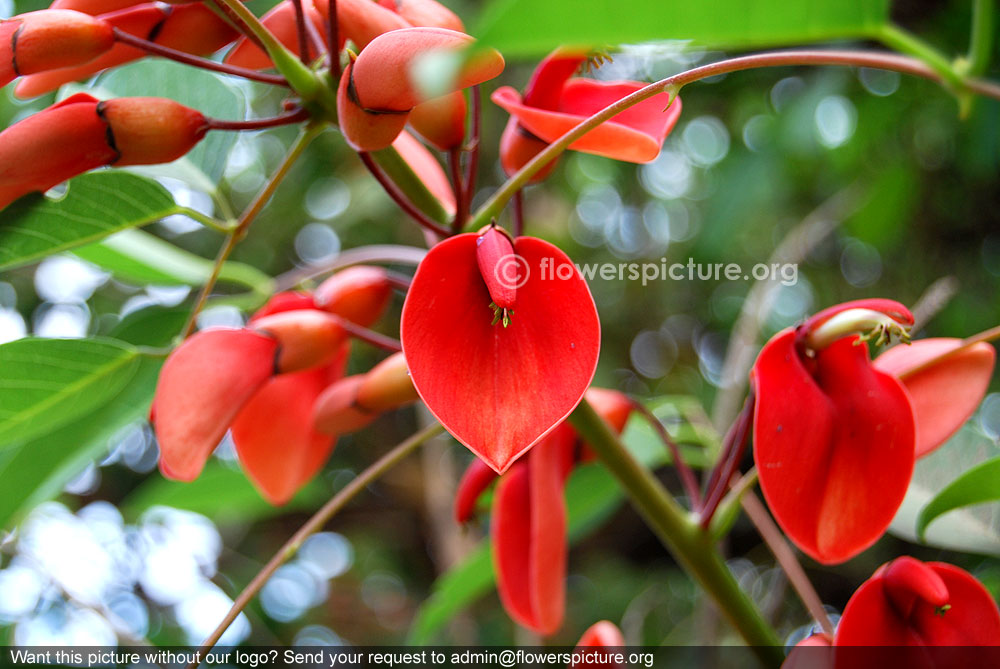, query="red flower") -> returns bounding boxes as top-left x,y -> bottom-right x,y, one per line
0,93 -> 207,210
153,268 -> 394,504
313,351 -> 420,435
835,556 -> 1000,645
401,226 -> 600,473
572,621 -> 626,669
454,389 -> 631,635
492,48 -> 682,179
337,27 -> 503,151
751,299 -> 917,564
1,9 -> 115,88
225,0 -> 328,70
874,338 -> 995,457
